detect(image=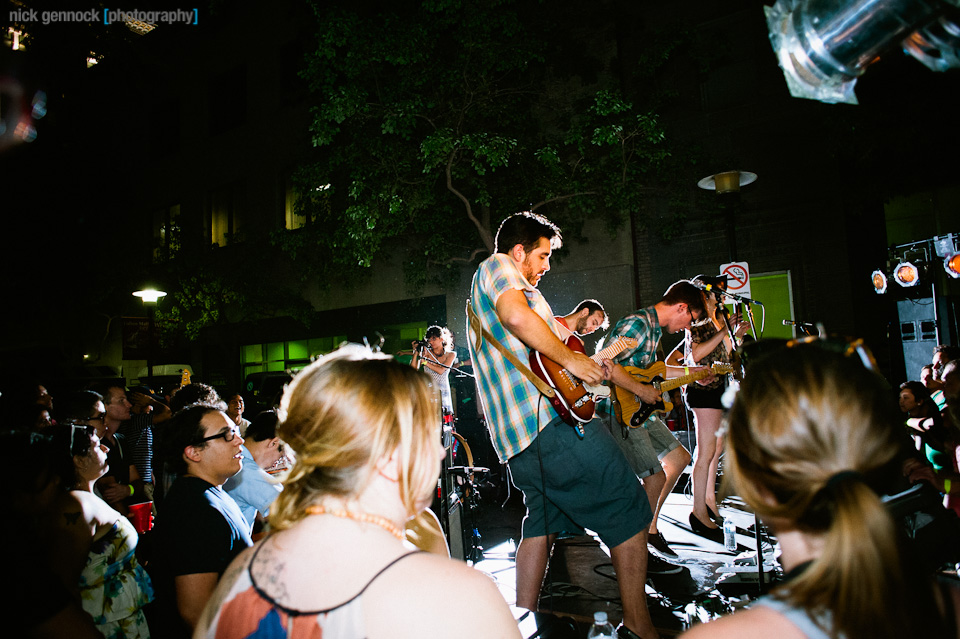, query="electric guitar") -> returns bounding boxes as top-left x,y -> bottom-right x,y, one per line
530,335 -> 638,428
613,361 -> 735,428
